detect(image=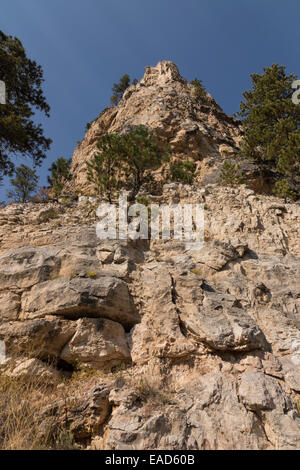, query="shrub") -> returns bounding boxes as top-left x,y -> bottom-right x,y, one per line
192,268 -> 201,275
169,160 -> 197,184
39,209 -> 59,223
190,78 -> 207,101
133,376 -> 173,405
86,271 -> 97,279
135,195 -> 149,206
0,373 -> 73,449
273,178 -> 297,200
219,161 -> 245,187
